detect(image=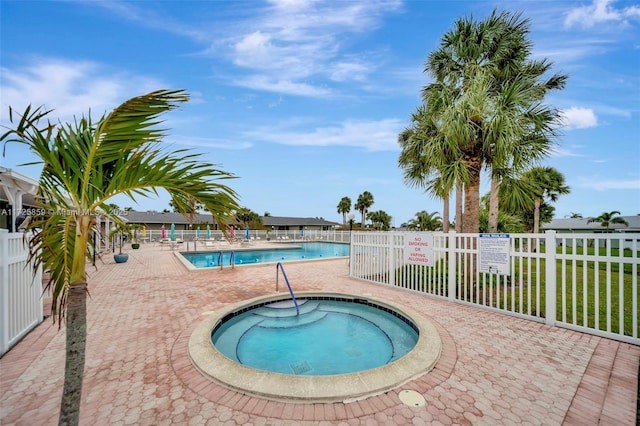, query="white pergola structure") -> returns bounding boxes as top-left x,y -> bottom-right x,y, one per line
0,167 -> 38,232
0,167 -> 112,252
